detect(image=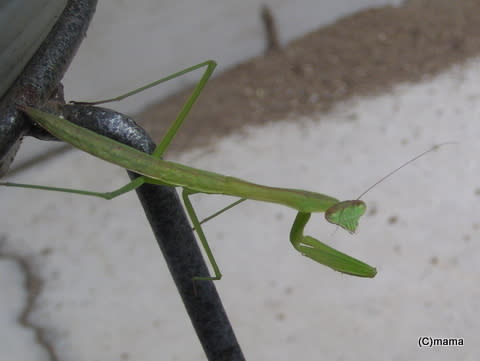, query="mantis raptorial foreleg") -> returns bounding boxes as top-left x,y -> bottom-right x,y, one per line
290,212 -> 376,277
